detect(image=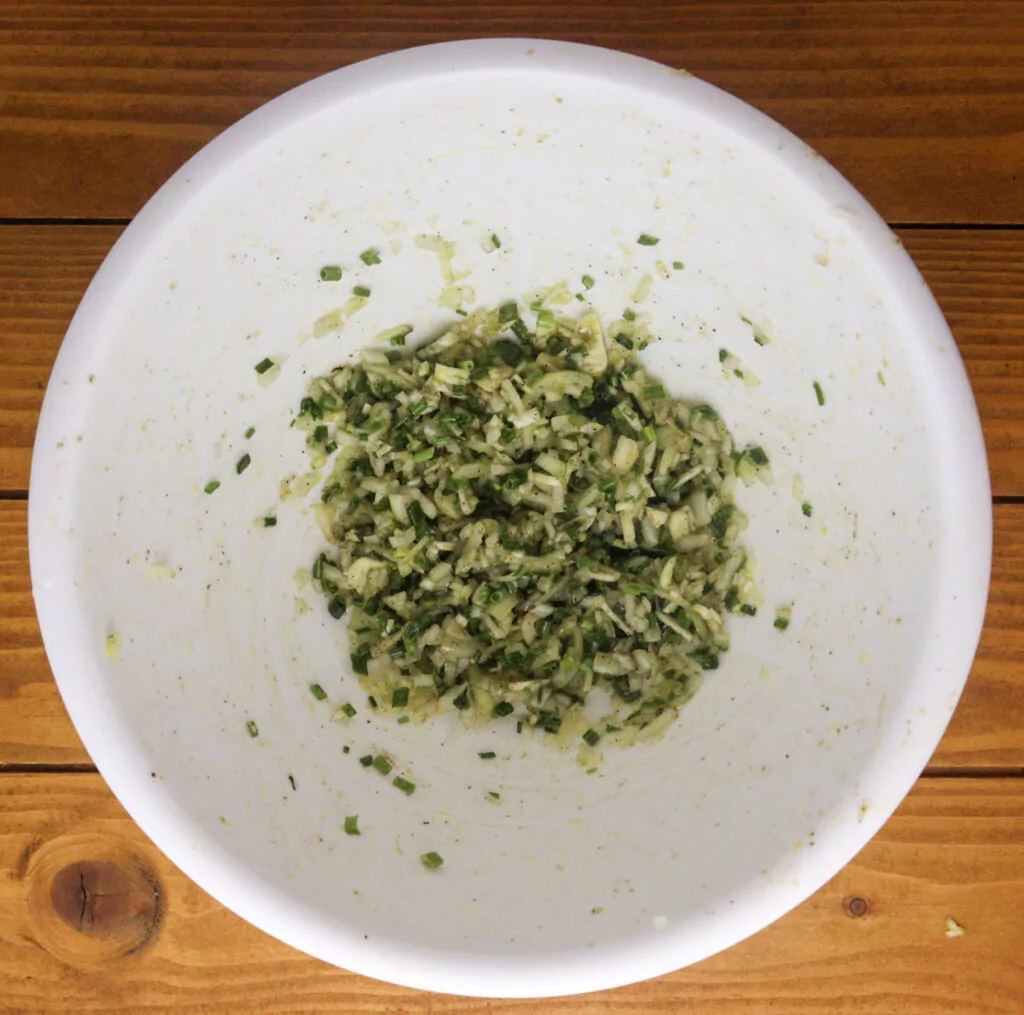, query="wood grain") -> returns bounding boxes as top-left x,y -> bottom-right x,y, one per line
1,497 -> 1021,768
1,1 -> 1023,222
2,226 -> 1023,494
0,773 -> 1019,1014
